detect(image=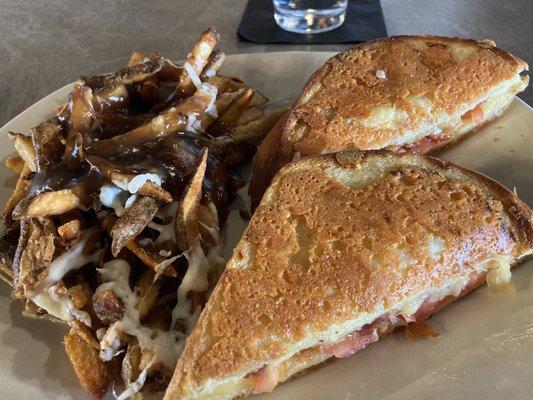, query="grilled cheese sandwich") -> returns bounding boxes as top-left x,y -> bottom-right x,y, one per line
249,36 -> 529,206
165,150 -> 533,400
